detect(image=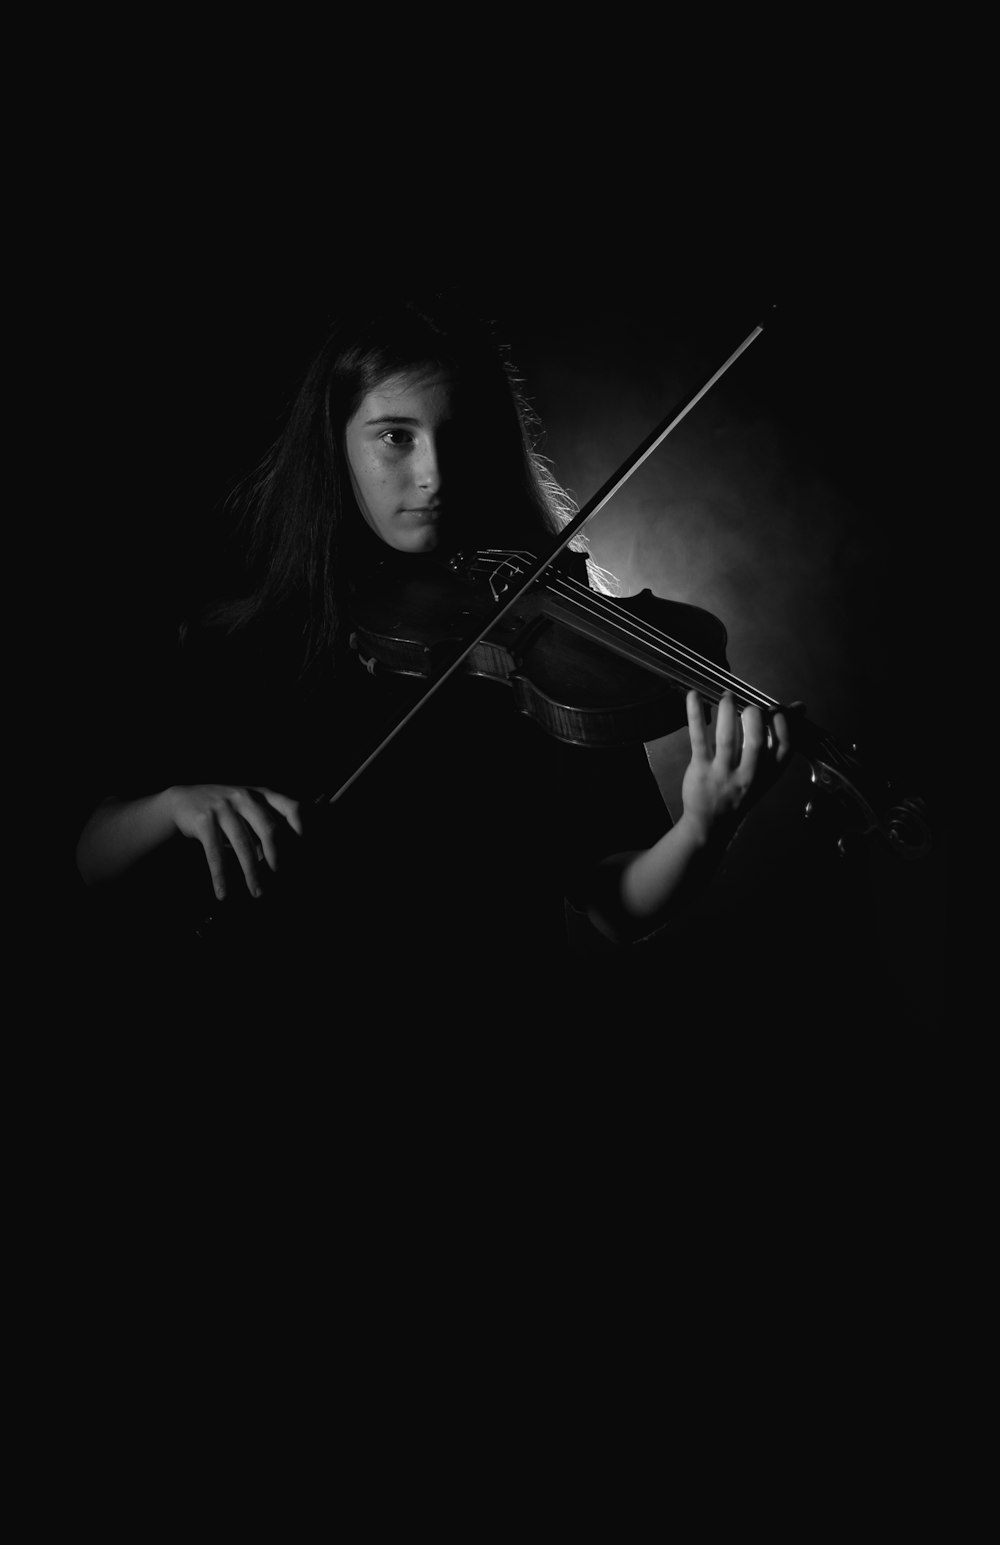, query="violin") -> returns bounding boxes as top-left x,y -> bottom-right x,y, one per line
350,547 -> 727,746
347,545 -> 931,860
